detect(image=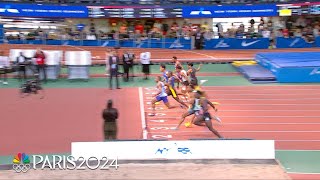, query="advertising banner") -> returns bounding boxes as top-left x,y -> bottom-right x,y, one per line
0,3 -> 88,18
183,4 -> 277,18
